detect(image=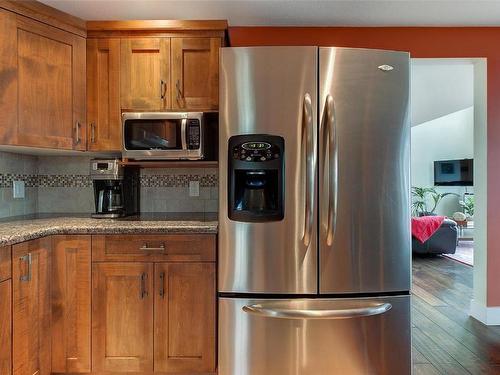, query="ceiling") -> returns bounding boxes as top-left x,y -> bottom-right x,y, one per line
39,0 -> 500,26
